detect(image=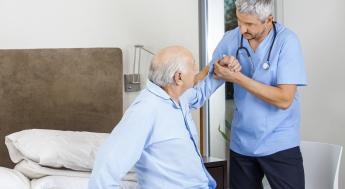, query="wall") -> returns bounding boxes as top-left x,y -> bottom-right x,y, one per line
0,0 -> 199,109
0,0 -> 200,132
207,0 -> 227,159
281,0 -> 345,188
